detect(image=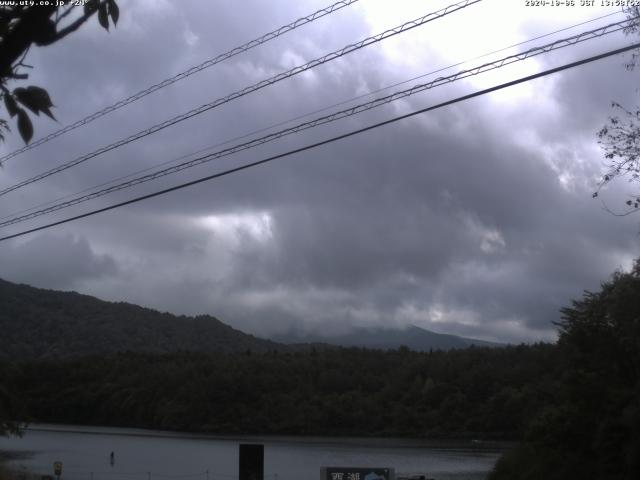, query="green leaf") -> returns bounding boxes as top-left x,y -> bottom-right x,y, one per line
13,86 -> 55,119
39,106 -> 56,120
108,0 -> 120,25
27,86 -> 53,108
4,94 -> 18,118
14,86 -> 53,116
98,2 -> 109,30
26,86 -> 55,120
13,87 -> 39,115
16,109 -> 33,144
